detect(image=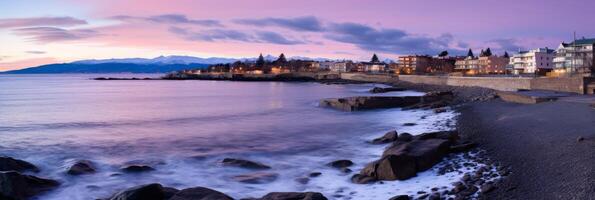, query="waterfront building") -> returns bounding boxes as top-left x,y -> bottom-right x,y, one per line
363,54 -> 386,73
327,61 -> 352,72
397,55 -> 431,74
509,48 -> 555,74
455,55 -> 508,75
553,38 -> 595,75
